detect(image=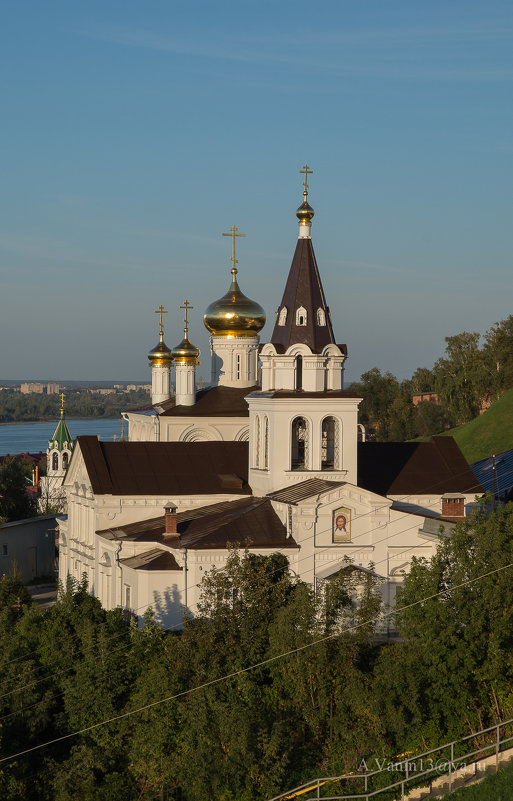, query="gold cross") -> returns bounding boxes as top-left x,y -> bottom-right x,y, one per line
300,164 -> 313,194
60,392 -> 65,414
222,225 -> 246,276
180,300 -> 193,335
154,304 -> 168,337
